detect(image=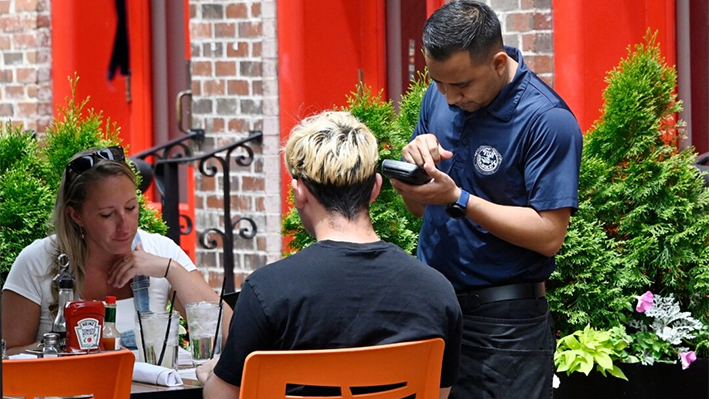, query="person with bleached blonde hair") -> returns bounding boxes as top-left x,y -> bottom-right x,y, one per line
284,111 -> 380,222
199,110 -> 462,399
